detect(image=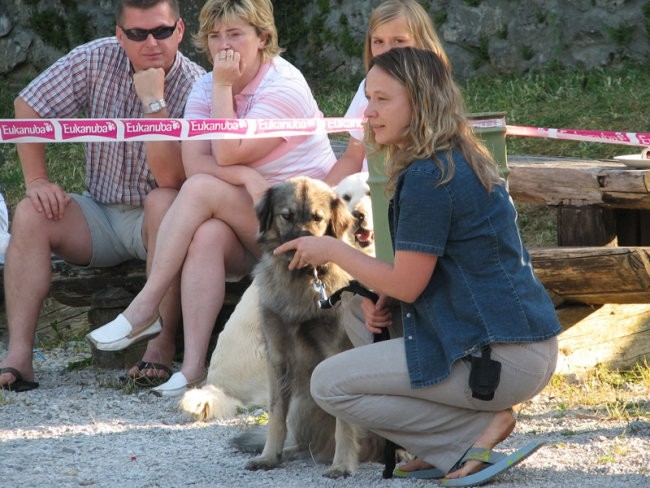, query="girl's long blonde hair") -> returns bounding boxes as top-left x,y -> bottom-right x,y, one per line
368,47 -> 500,193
